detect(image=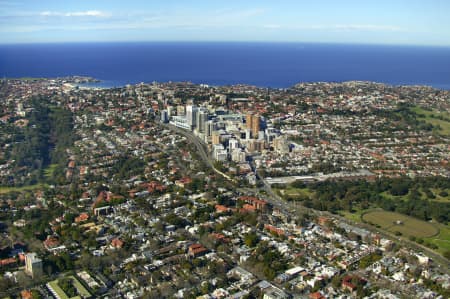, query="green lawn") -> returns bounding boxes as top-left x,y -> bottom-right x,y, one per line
424,224 -> 450,254
44,163 -> 58,179
362,211 -> 439,238
339,209 -> 369,223
0,183 -> 47,194
430,188 -> 450,203
362,211 -> 450,255
411,106 -> 450,136
380,191 -> 400,200
0,164 -> 57,194
276,187 -> 313,199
